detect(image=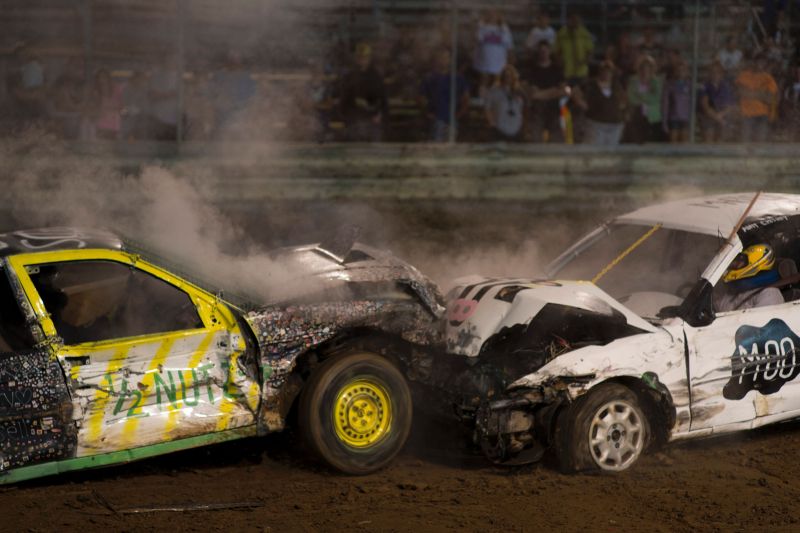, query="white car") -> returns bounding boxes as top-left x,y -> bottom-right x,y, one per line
442,193 -> 800,472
